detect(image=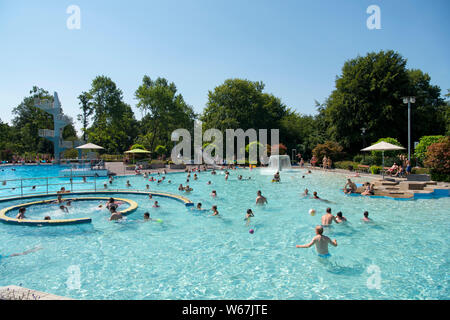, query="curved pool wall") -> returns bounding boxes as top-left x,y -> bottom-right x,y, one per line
0,191 -> 193,226
0,167 -> 449,300
0,197 -> 138,226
